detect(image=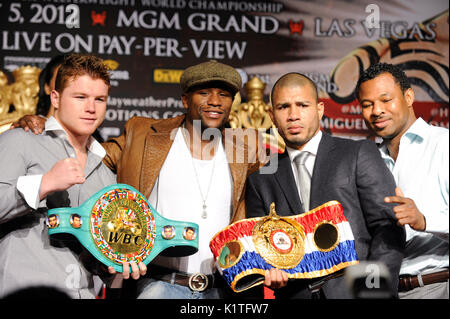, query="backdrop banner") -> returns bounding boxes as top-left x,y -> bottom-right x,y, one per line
1,0 -> 448,140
